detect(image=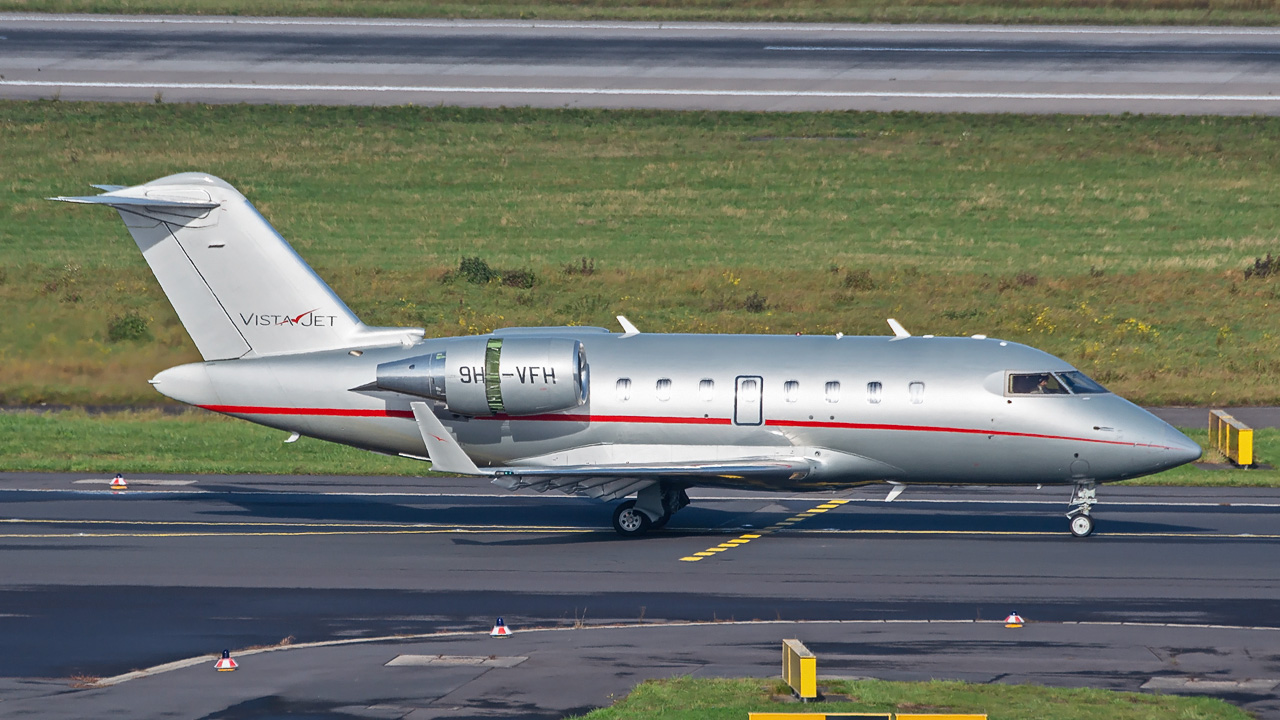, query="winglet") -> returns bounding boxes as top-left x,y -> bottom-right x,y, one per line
885,481 -> 906,502
410,402 -> 486,476
617,315 -> 640,338
887,318 -> 911,339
